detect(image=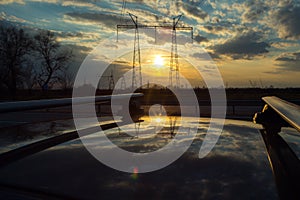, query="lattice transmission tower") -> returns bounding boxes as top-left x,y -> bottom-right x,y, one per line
129,13 -> 142,89
169,15 -> 182,88
117,12 -> 193,89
